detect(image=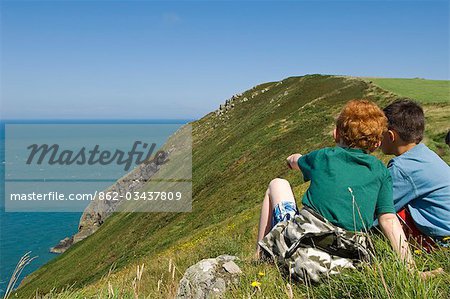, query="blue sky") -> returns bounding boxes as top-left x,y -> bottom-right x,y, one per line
1,0 -> 448,119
